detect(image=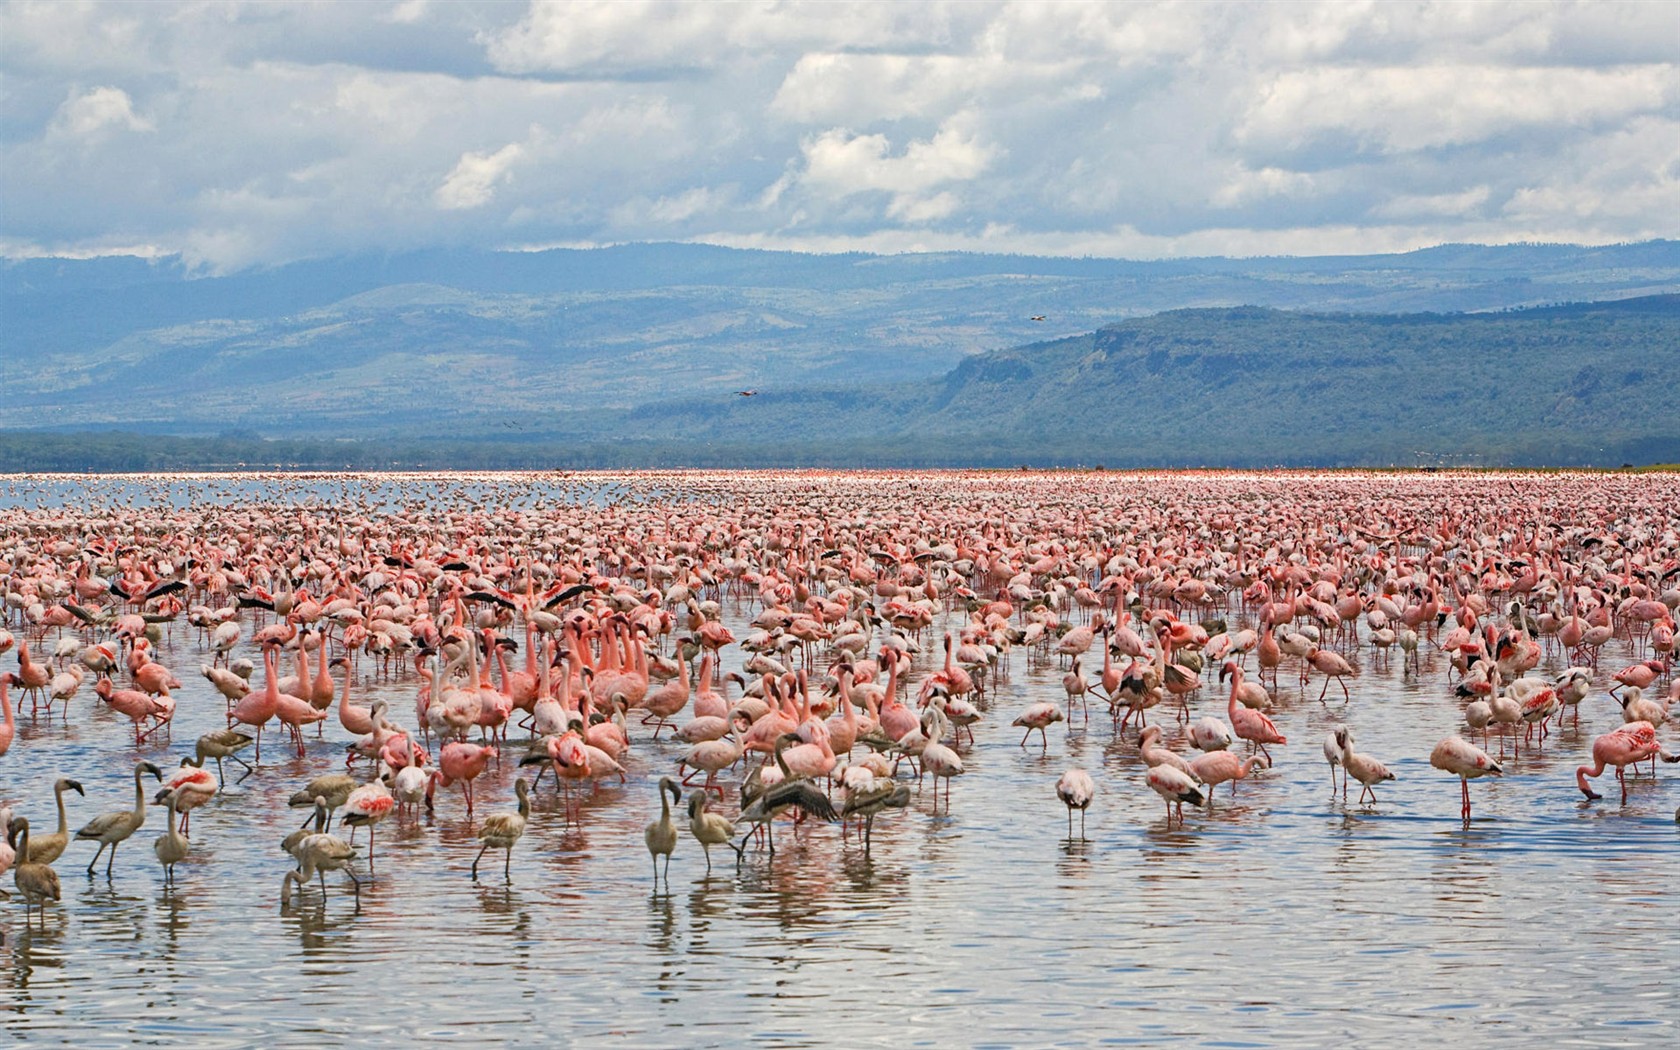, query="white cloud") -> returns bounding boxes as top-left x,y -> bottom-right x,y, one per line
1374,186 -> 1492,221
1211,166 -> 1317,209
484,0 -> 978,76
388,0 -> 429,25
1,1 -> 1676,270
52,85 -> 153,136
1242,64 -> 1680,154
436,142 -> 526,209
793,118 -> 997,224
773,53 -> 990,124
